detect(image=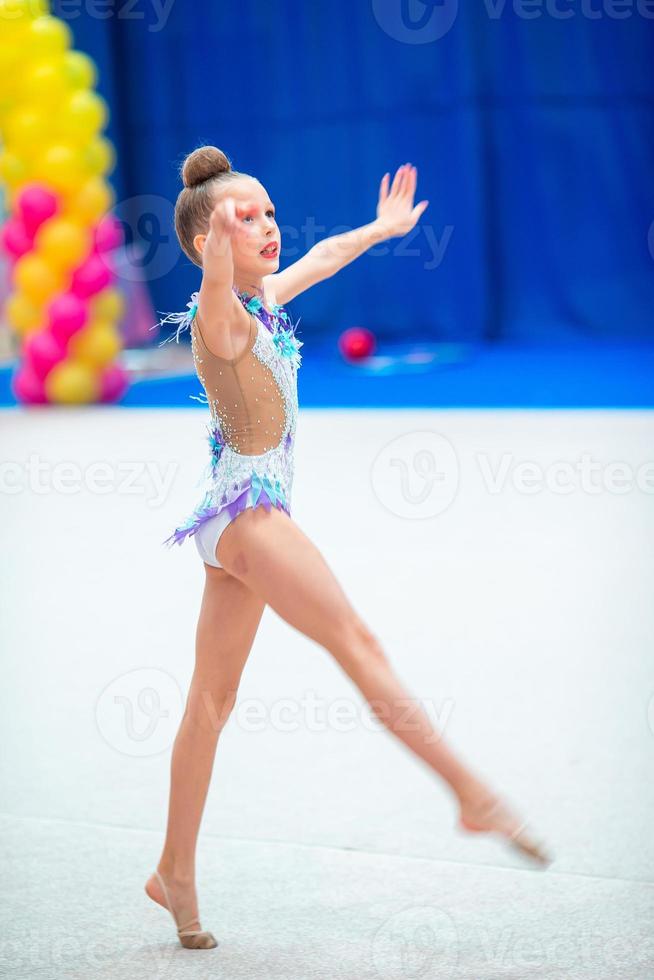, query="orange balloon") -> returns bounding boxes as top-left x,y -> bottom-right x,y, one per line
90,287 -> 125,323
14,253 -> 63,304
71,319 -> 122,368
36,217 -> 90,268
4,292 -> 42,336
45,358 -> 100,404
67,177 -> 114,222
